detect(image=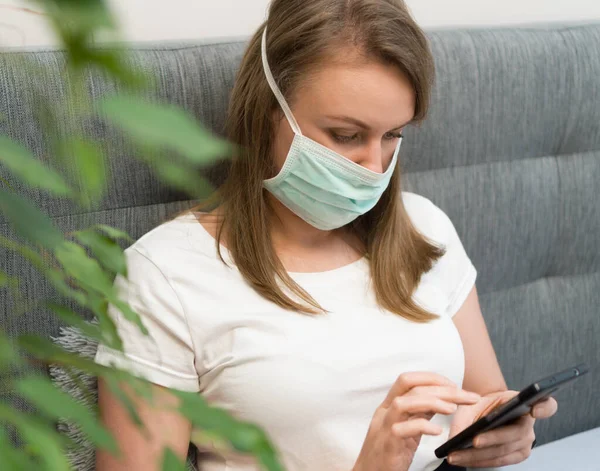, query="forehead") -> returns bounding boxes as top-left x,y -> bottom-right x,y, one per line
291,59 -> 416,128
